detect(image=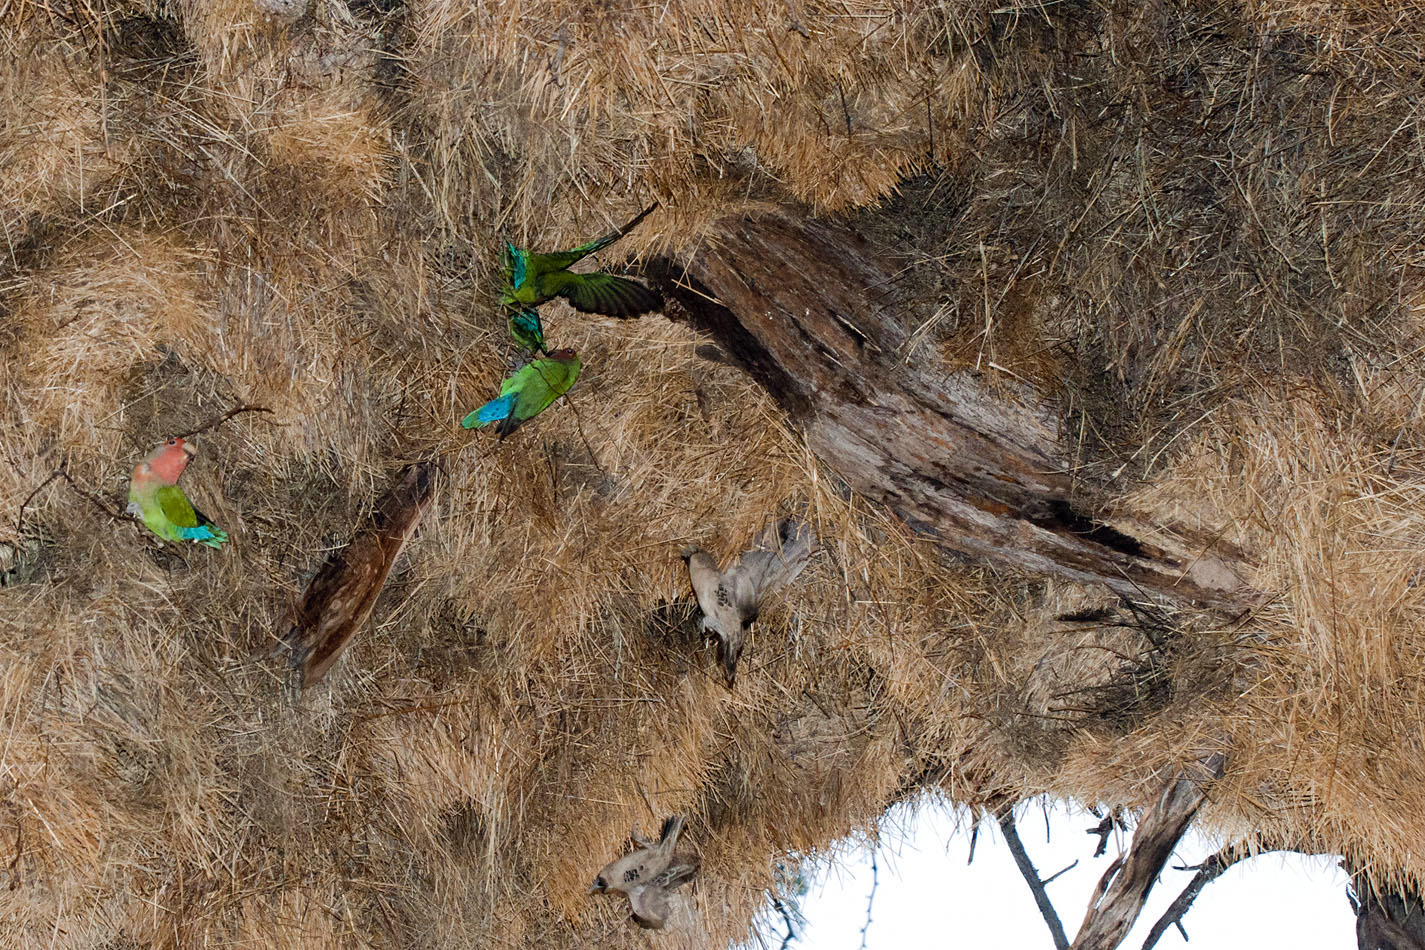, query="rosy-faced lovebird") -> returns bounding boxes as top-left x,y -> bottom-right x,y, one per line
126,437 -> 229,548
461,349 -> 582,438
500,203 -> 663,320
